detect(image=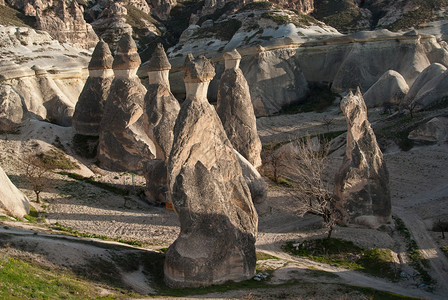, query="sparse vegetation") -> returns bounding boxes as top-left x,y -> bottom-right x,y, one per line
284,238 -> 398,280
394,216 -> 434,286
0,256 -> 104,299
239,1 -> 273,12
23,154 -> 56,203
0,4 -> 35,27
261,12 -> 290,25
58,172 -> 130,196
195,19 -> 242,41
52,222 -> 143,247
